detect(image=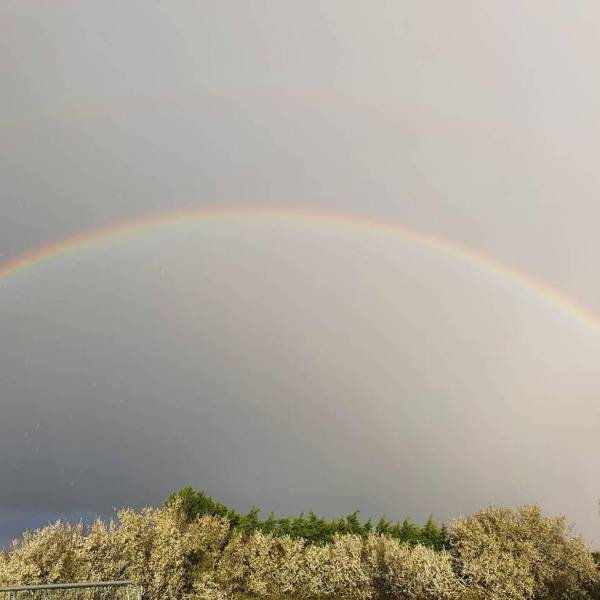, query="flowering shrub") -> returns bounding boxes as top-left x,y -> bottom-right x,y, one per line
215,531 -> 304,598
379,536 -> 463,600
0,503 -> 597,600
0,504 -> 230,600
214,529 -> 463,600
114,505 -> 230,600
449,505 -> 598,600
319,534 -> 377,600
0,520 -> 85,586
